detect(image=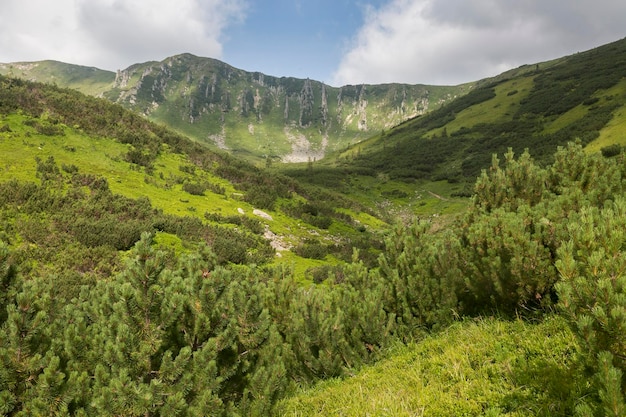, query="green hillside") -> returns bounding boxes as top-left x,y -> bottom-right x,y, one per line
0,76 -> 387,280
323,37 -> 626,188
2,38 -> 626,416
0,60 -> 115,96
